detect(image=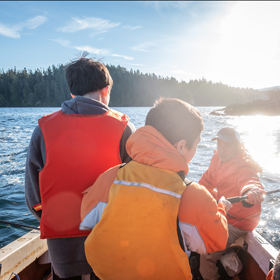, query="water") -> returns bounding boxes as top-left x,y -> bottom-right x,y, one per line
0,107 -> 280,250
